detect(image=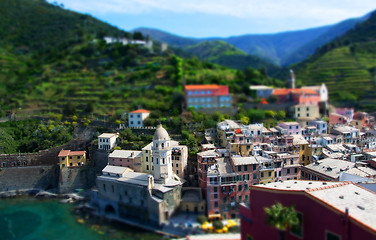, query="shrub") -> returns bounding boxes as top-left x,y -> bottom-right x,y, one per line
213,220 -> 224,230
196,215 -> 207,224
